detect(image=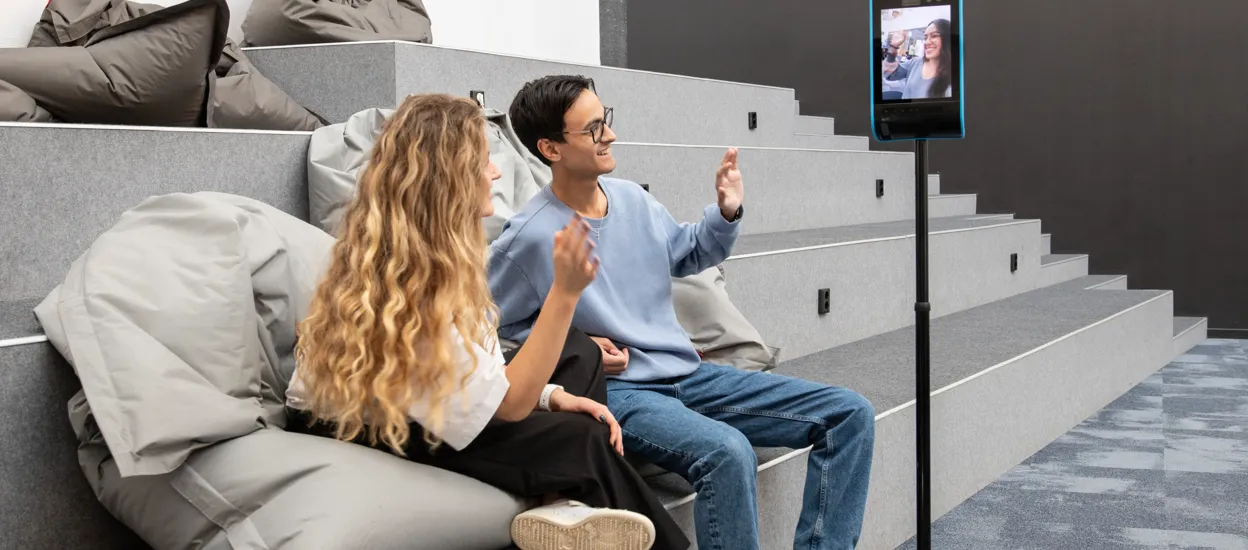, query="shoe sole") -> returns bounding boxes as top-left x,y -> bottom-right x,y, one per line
511,509 -> 655,550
